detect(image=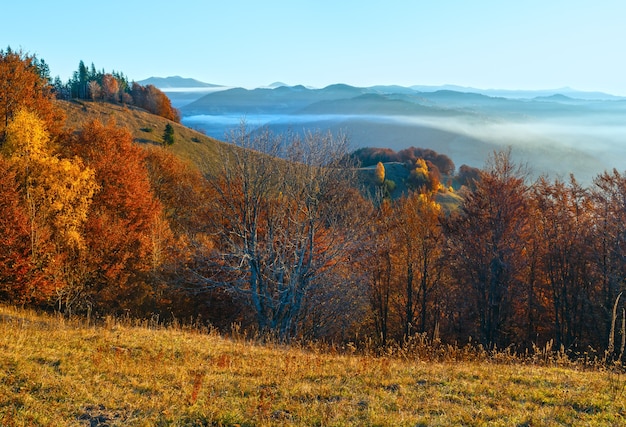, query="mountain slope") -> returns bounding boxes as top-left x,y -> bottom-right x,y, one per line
296,93 -> 464,117
59,100 -> 232,177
